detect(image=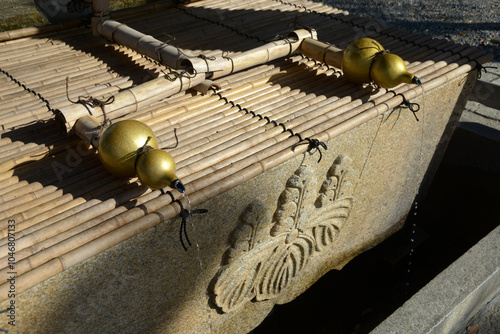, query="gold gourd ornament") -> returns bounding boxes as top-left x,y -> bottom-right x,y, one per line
136,148 -> 185,192
98,120 -> 158,177
97,120 -> 185,193
341,38 -> 421,89
341,37 -> 384,84
369,52 -> 421,89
